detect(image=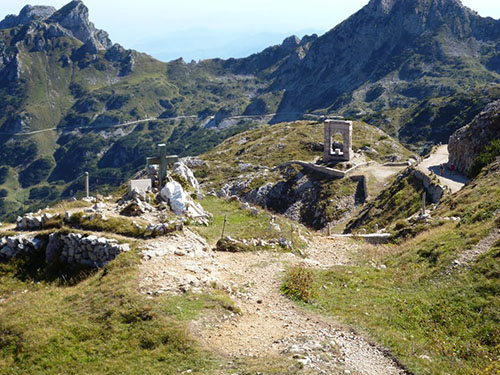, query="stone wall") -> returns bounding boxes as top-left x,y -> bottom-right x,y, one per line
412,169 -> 444,203
449,100 -> 500,175
0,232 -> 129,268
0,235 -> 45,259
